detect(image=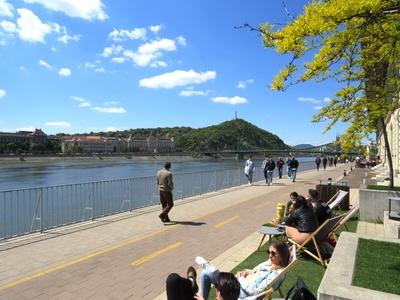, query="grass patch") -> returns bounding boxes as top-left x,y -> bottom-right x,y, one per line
208,214 -> 358,299
353,238 -> 400,295
367,184 -> 400,191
